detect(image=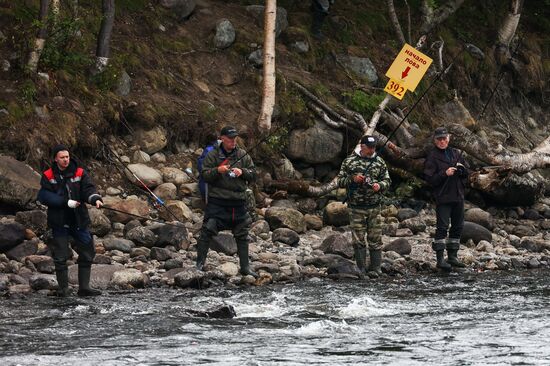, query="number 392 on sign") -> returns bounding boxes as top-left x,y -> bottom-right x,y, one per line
384,78 -> 407,100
